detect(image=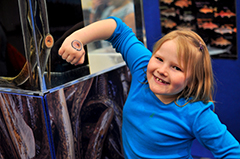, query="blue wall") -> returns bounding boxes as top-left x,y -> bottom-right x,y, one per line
142,0 -> 240,157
